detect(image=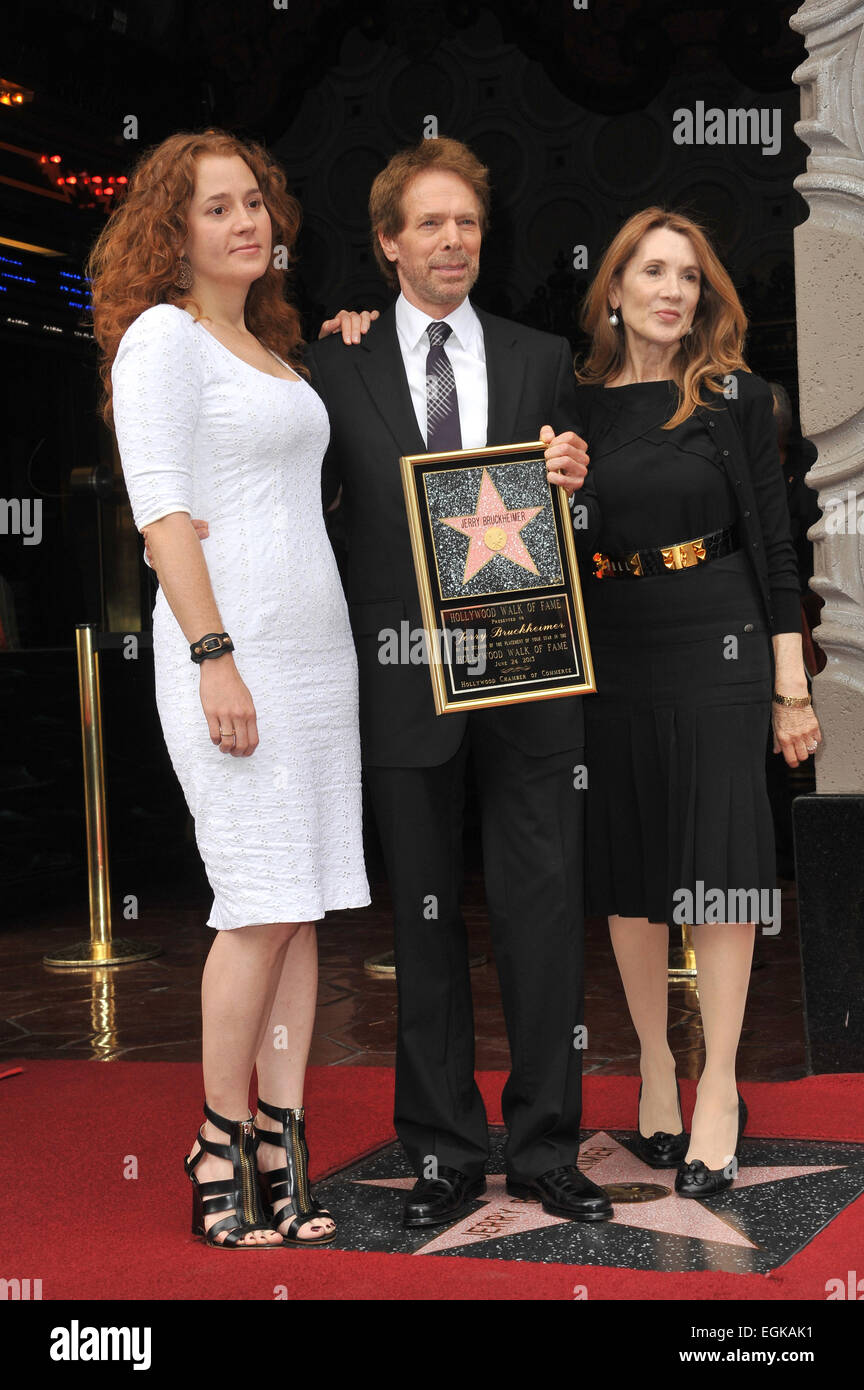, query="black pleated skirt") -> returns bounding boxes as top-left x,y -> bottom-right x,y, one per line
583,551 -> 776,925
